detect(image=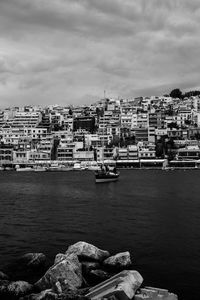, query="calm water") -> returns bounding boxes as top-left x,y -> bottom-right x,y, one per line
0,170 -> 200,299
